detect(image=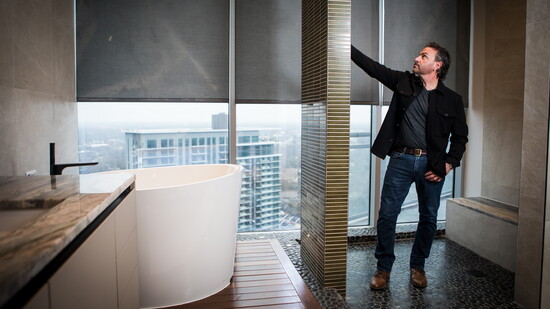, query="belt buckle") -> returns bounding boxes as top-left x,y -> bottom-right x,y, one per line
414,149 -> 422,156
